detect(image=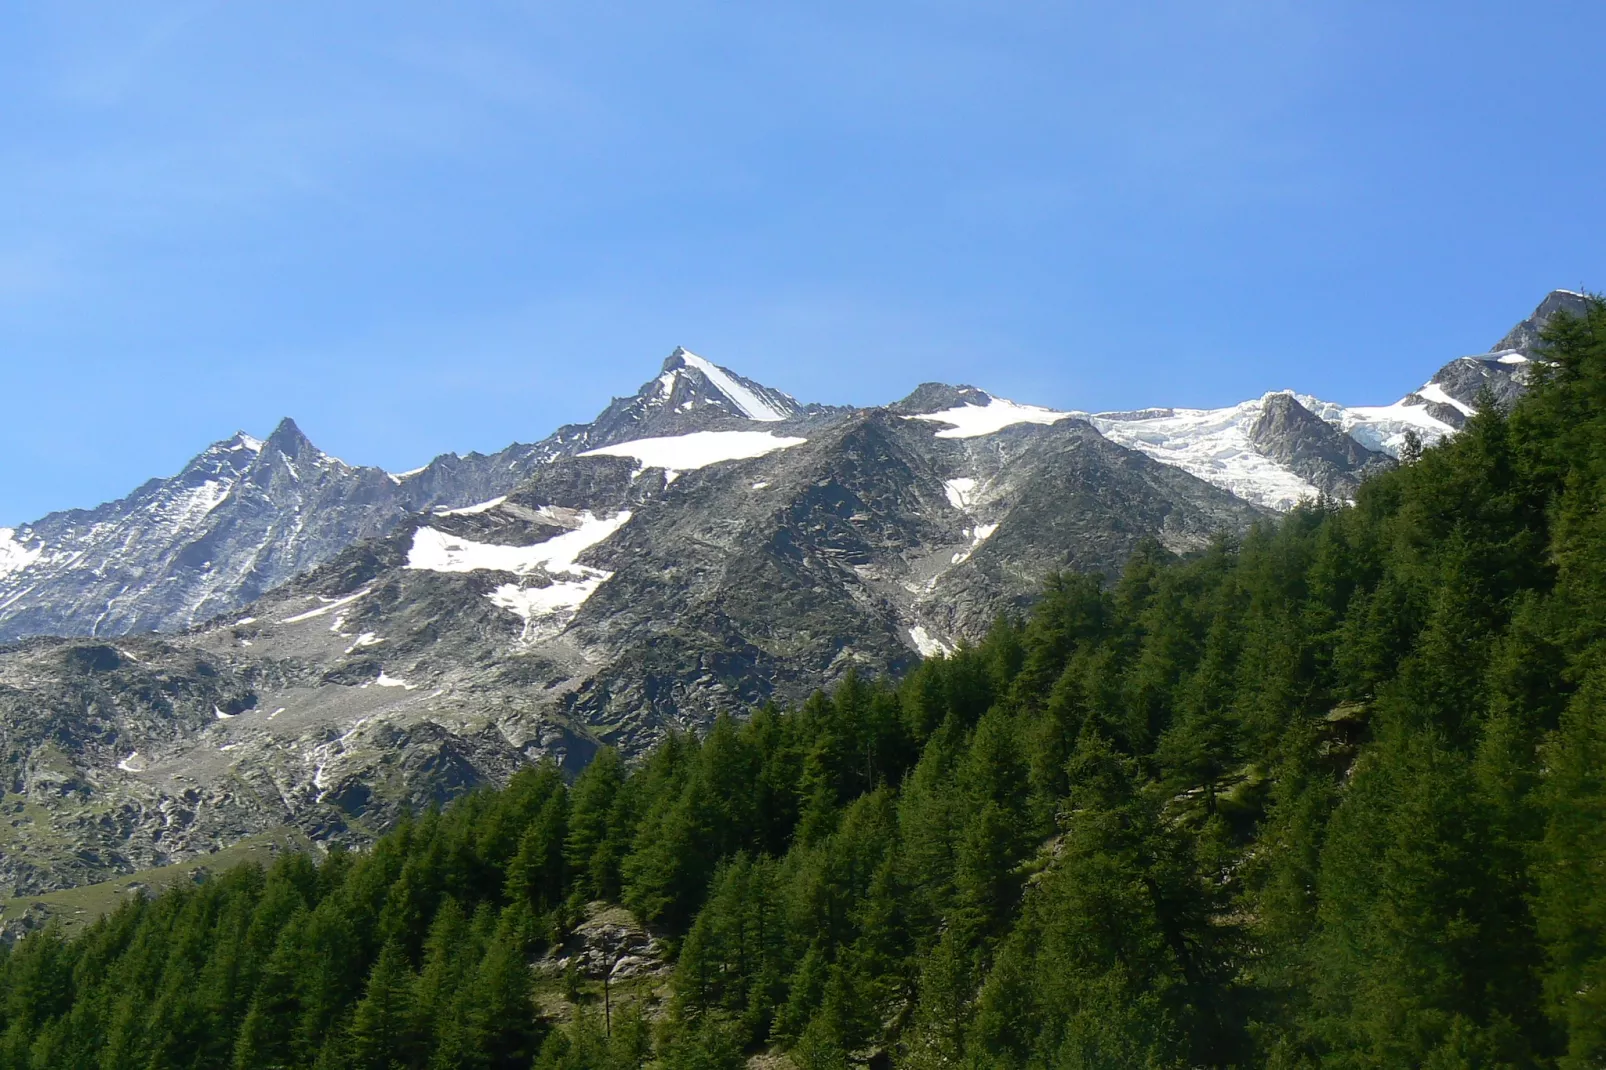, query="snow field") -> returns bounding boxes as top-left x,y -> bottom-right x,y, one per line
406,511 -> 634,641
579,431 -> 806,471
1091,396 -> 1321,511
907,397 -> 1076,438
676,350 -> 790,421
0,529 -> 42,579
